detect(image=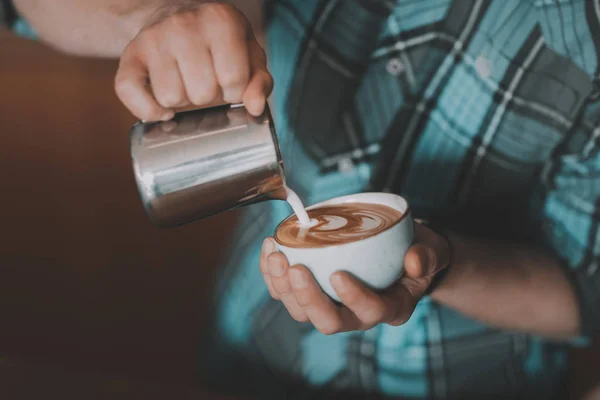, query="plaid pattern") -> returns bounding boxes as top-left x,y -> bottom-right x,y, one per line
210,0 -> 600,399
8,0 -> 598,398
